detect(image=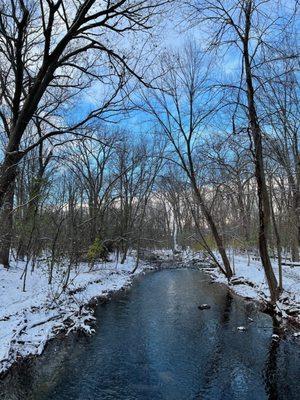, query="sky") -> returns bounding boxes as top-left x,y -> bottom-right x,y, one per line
65,12 -> 207,135
62,0 -> 299,143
